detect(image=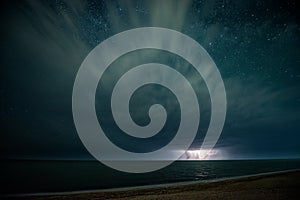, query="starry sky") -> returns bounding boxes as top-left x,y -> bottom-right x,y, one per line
1,0 -> 300,160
